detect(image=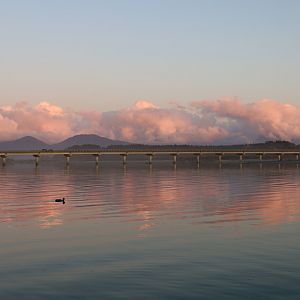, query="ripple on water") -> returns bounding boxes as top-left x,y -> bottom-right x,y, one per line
0,163 -> 300,299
